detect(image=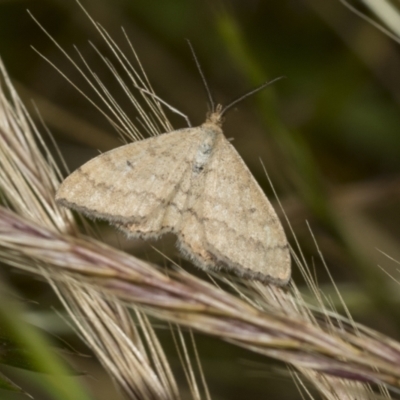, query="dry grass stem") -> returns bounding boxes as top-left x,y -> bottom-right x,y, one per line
0,56 -> 182,399
51,279 -> 180,400
1,207 -> 400,395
